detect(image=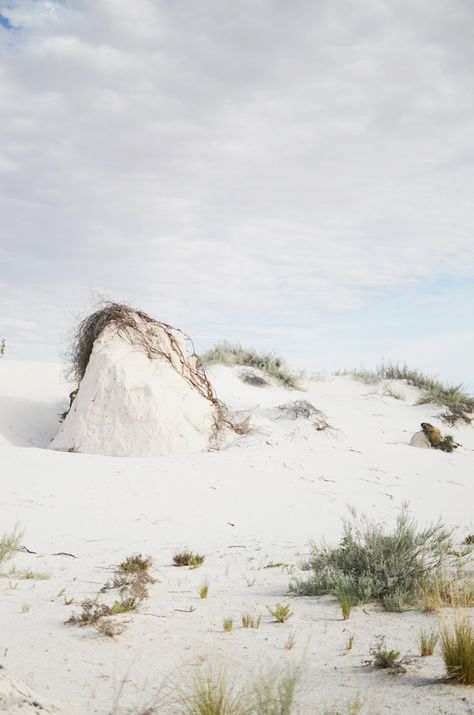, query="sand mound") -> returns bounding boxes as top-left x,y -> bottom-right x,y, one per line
50,305 -> 231,457
0,667 -> 60,713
